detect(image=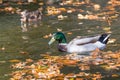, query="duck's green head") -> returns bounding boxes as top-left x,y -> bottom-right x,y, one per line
48,32 -> 67,45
